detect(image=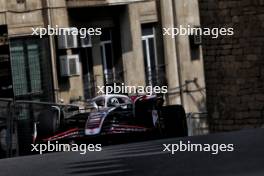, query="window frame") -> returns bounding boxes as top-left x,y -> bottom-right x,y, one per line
141,25 -> 158,86
100,29 -> 115,84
